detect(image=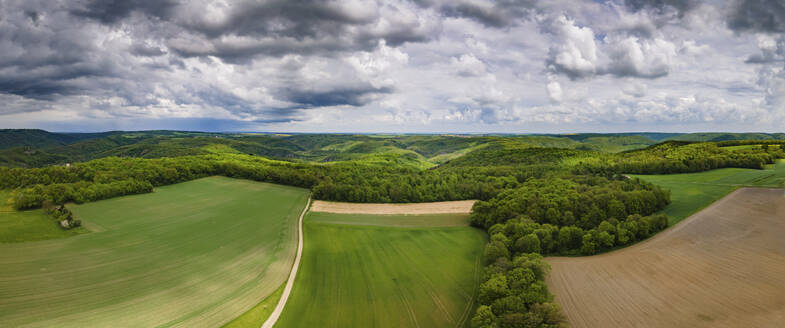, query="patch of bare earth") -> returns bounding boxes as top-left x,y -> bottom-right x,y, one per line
309,200 -> 476,215
546,188 -> 785,328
